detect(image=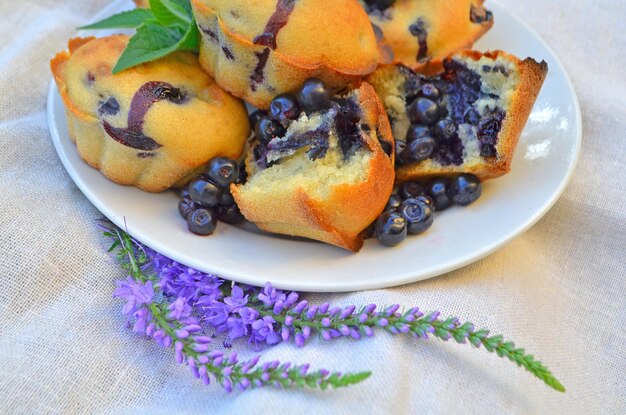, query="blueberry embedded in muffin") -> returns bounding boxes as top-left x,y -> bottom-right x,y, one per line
231,79 -> 395,252
50,35 -> 250,192
367,50 -> 548,181
361,0 -> 494,72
